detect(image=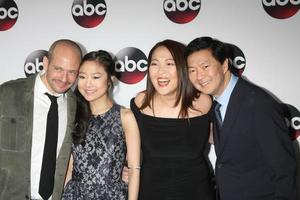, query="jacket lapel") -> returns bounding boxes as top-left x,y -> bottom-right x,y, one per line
217,78 -> 248,157
52,89 -> 76,199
